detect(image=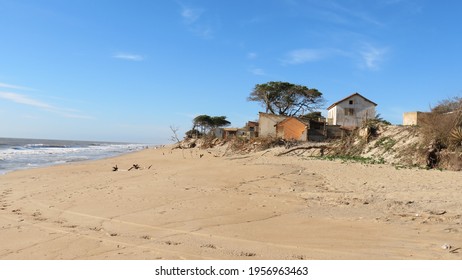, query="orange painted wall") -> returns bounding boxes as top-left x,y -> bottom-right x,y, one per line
276,118 -> 307,141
